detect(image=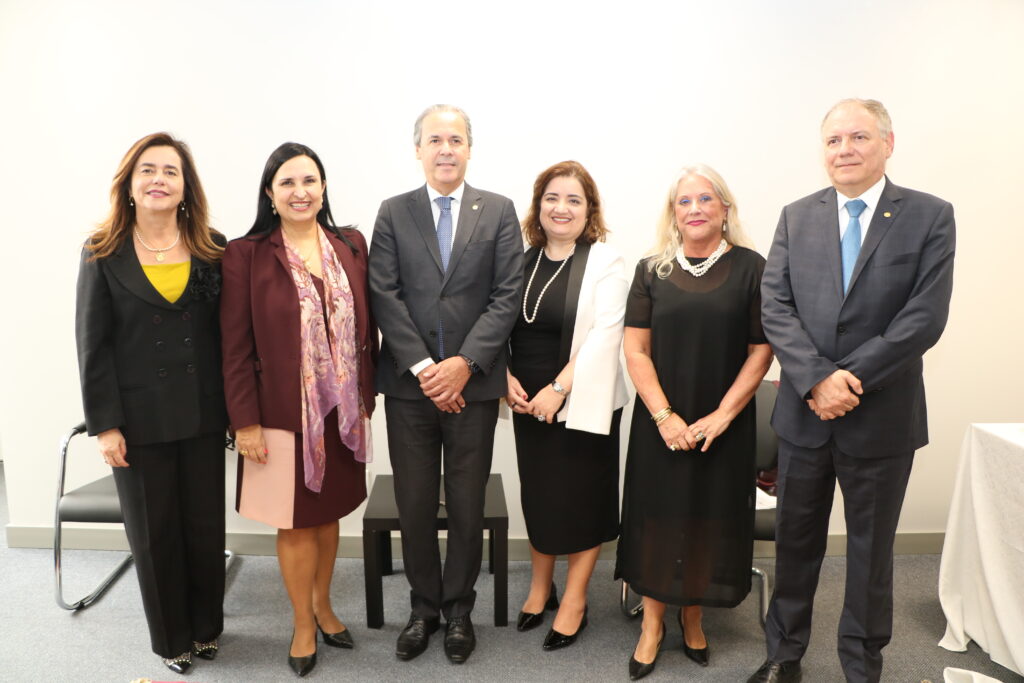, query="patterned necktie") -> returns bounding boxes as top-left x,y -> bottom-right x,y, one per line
435,196 -> 452,358
841,199 -> 867,294
436,196 -> 453,271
